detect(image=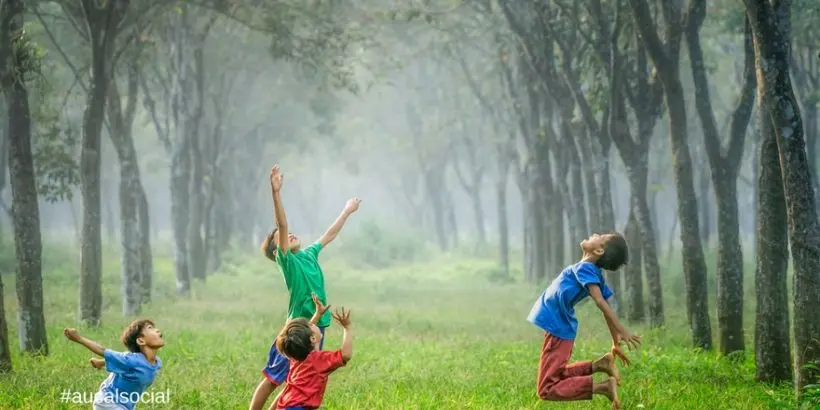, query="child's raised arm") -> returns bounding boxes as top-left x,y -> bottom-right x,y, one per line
309,293 -> 331,325
588,285 -> 641,350
332,307 -> 353,362
270,165 -> 289,252
317,198 -> 361,247
63,328 -> 105,357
